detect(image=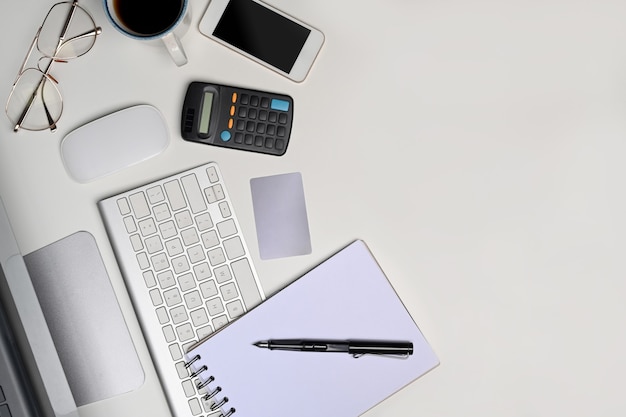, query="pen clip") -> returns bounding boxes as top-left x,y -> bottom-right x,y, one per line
351,352 -> 411,359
